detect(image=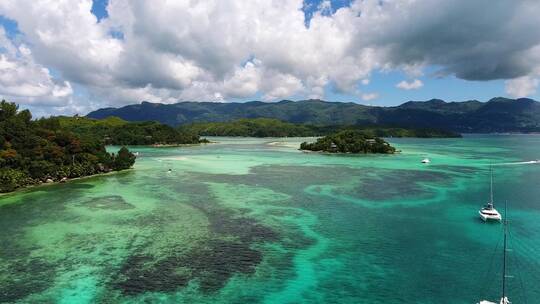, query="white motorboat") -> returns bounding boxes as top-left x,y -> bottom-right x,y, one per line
421,158 -> 430,164
479,167 -> 501,222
